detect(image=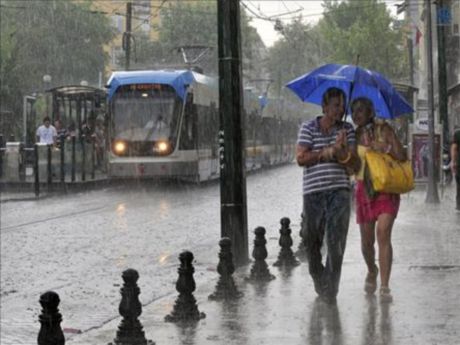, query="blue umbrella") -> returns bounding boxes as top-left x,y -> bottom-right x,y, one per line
285,63 -> 414,119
